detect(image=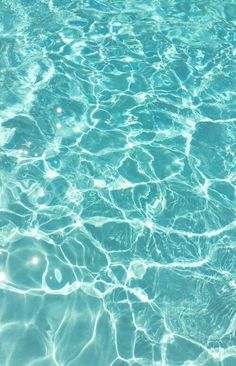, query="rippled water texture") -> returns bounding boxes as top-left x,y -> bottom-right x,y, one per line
0,0 -> 236,365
